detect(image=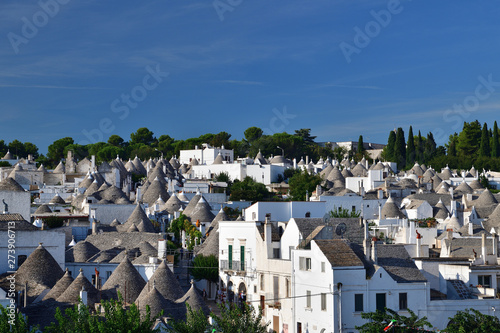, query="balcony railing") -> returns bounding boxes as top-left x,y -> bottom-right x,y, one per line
220,260 -> 243,271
